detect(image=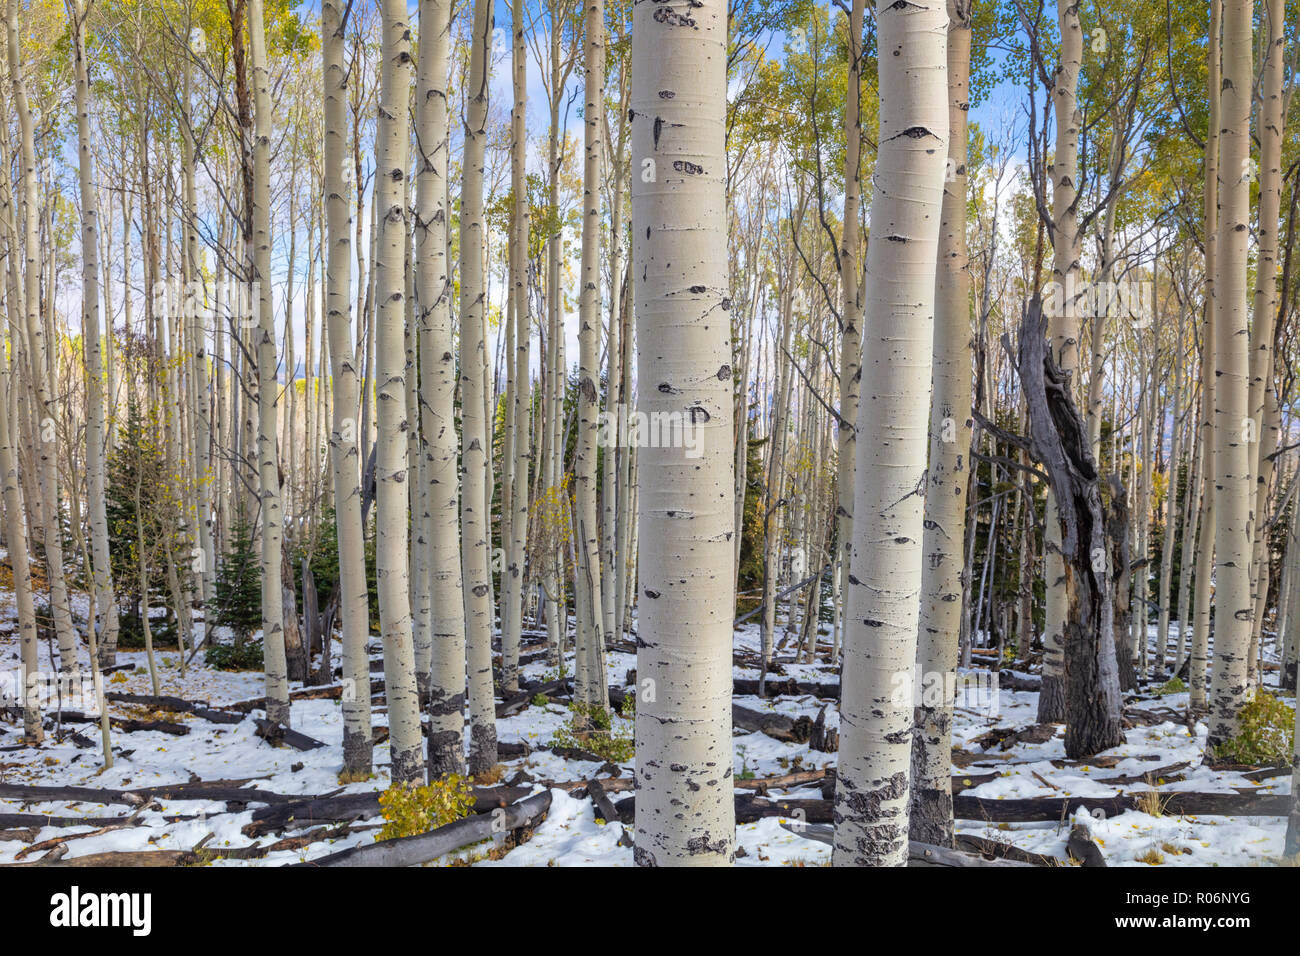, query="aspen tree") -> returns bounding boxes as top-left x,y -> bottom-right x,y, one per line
575,0 -> 608,713
1207,0 -> 1253,748
371,0 -> 425,786
911,0 -> 972,848
631,0 -> 735,867
499,0 -> 530,695
6,0 -> 80,686
1191,0 -> 1220,712
68,0 -> 118,692
833,0 -> 948,867
323,0 -> 373,777
601,47 -> 629,643
1038,0 -> 1083,725
460,0 -> 499,773
835,0 -> 865,643
1283,500 -> 1300,691
416,0 -> 466,777
0,299 -> 37,744
246,0 -> 290,727
761,260 -> 797,677
1155,309 -> 1183,676
1288,696 -> 1300,855
1246,0 -> 1285,669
